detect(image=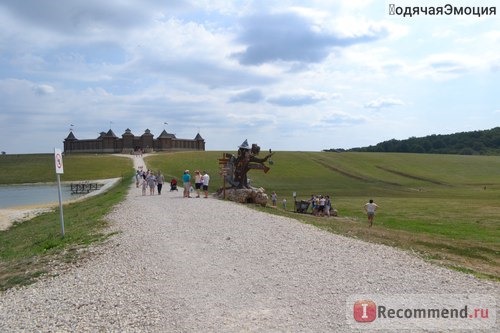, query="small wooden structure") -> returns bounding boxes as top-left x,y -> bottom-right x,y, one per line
70,182 -> 102,194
